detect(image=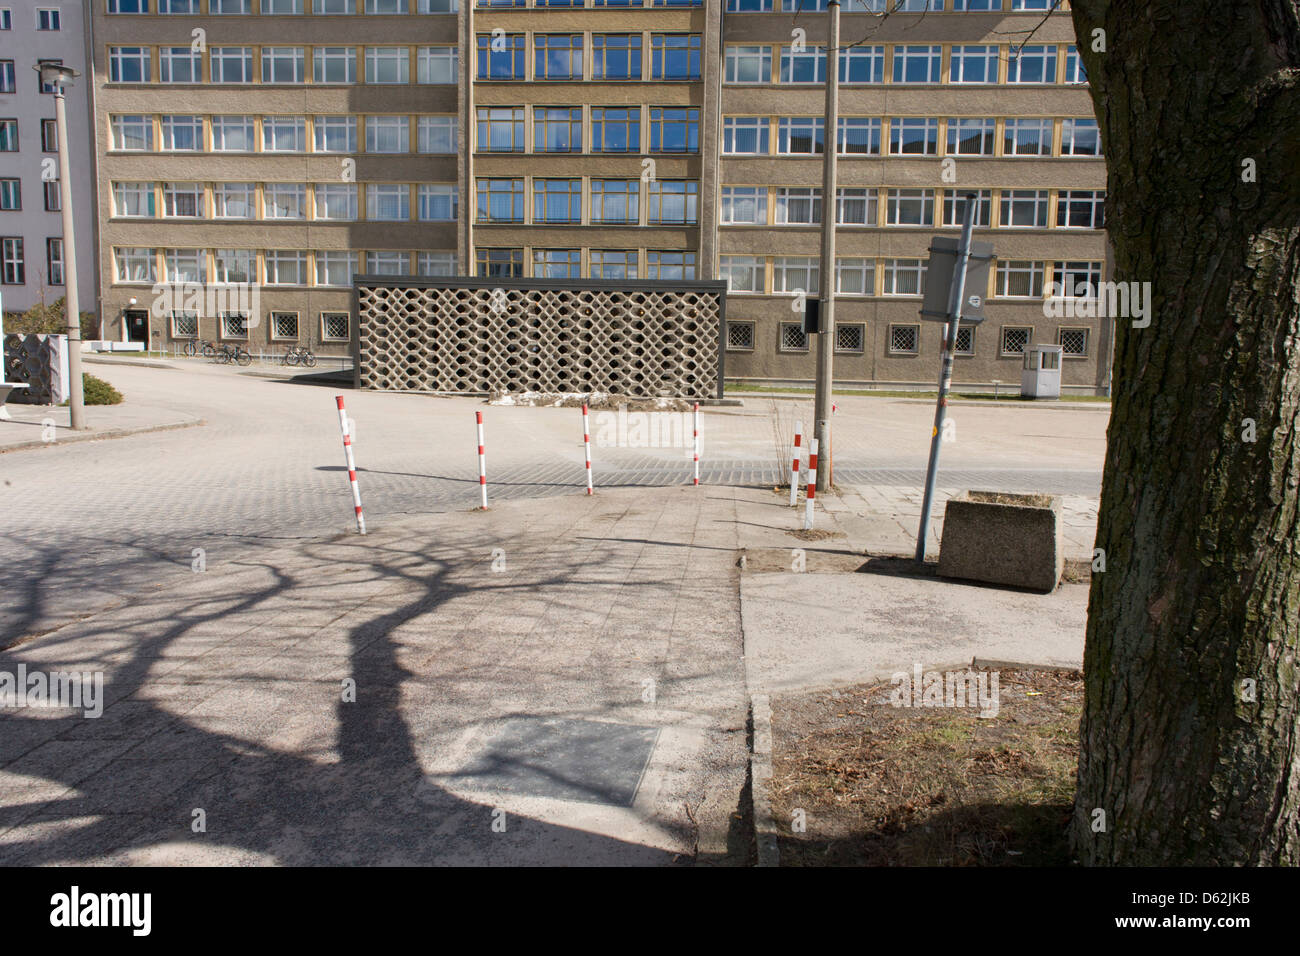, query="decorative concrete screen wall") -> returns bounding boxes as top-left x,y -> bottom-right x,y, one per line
353,277 -> 727,399
3,333 -> 71,405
